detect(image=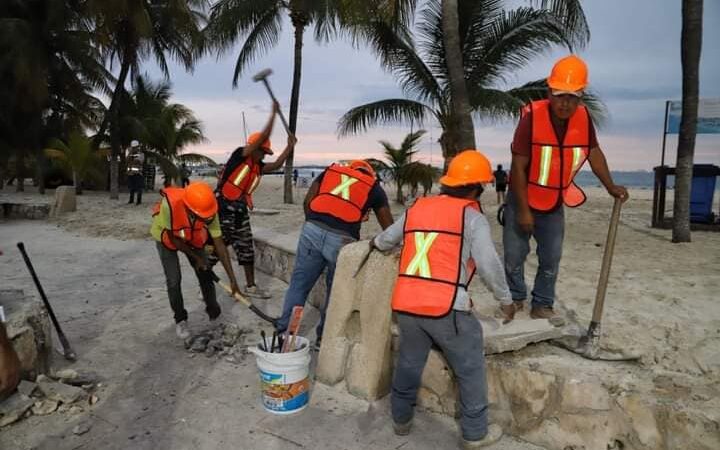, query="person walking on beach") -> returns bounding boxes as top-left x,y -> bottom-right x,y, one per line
493,164 -> 507,205
180,163 -> 191,187
214,101 -> 297,299
276,159 -> 393,350
127,147 -> 144,205
370,150 -> 513,448
150,182 -> 241,339
502,55 -> 628,324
